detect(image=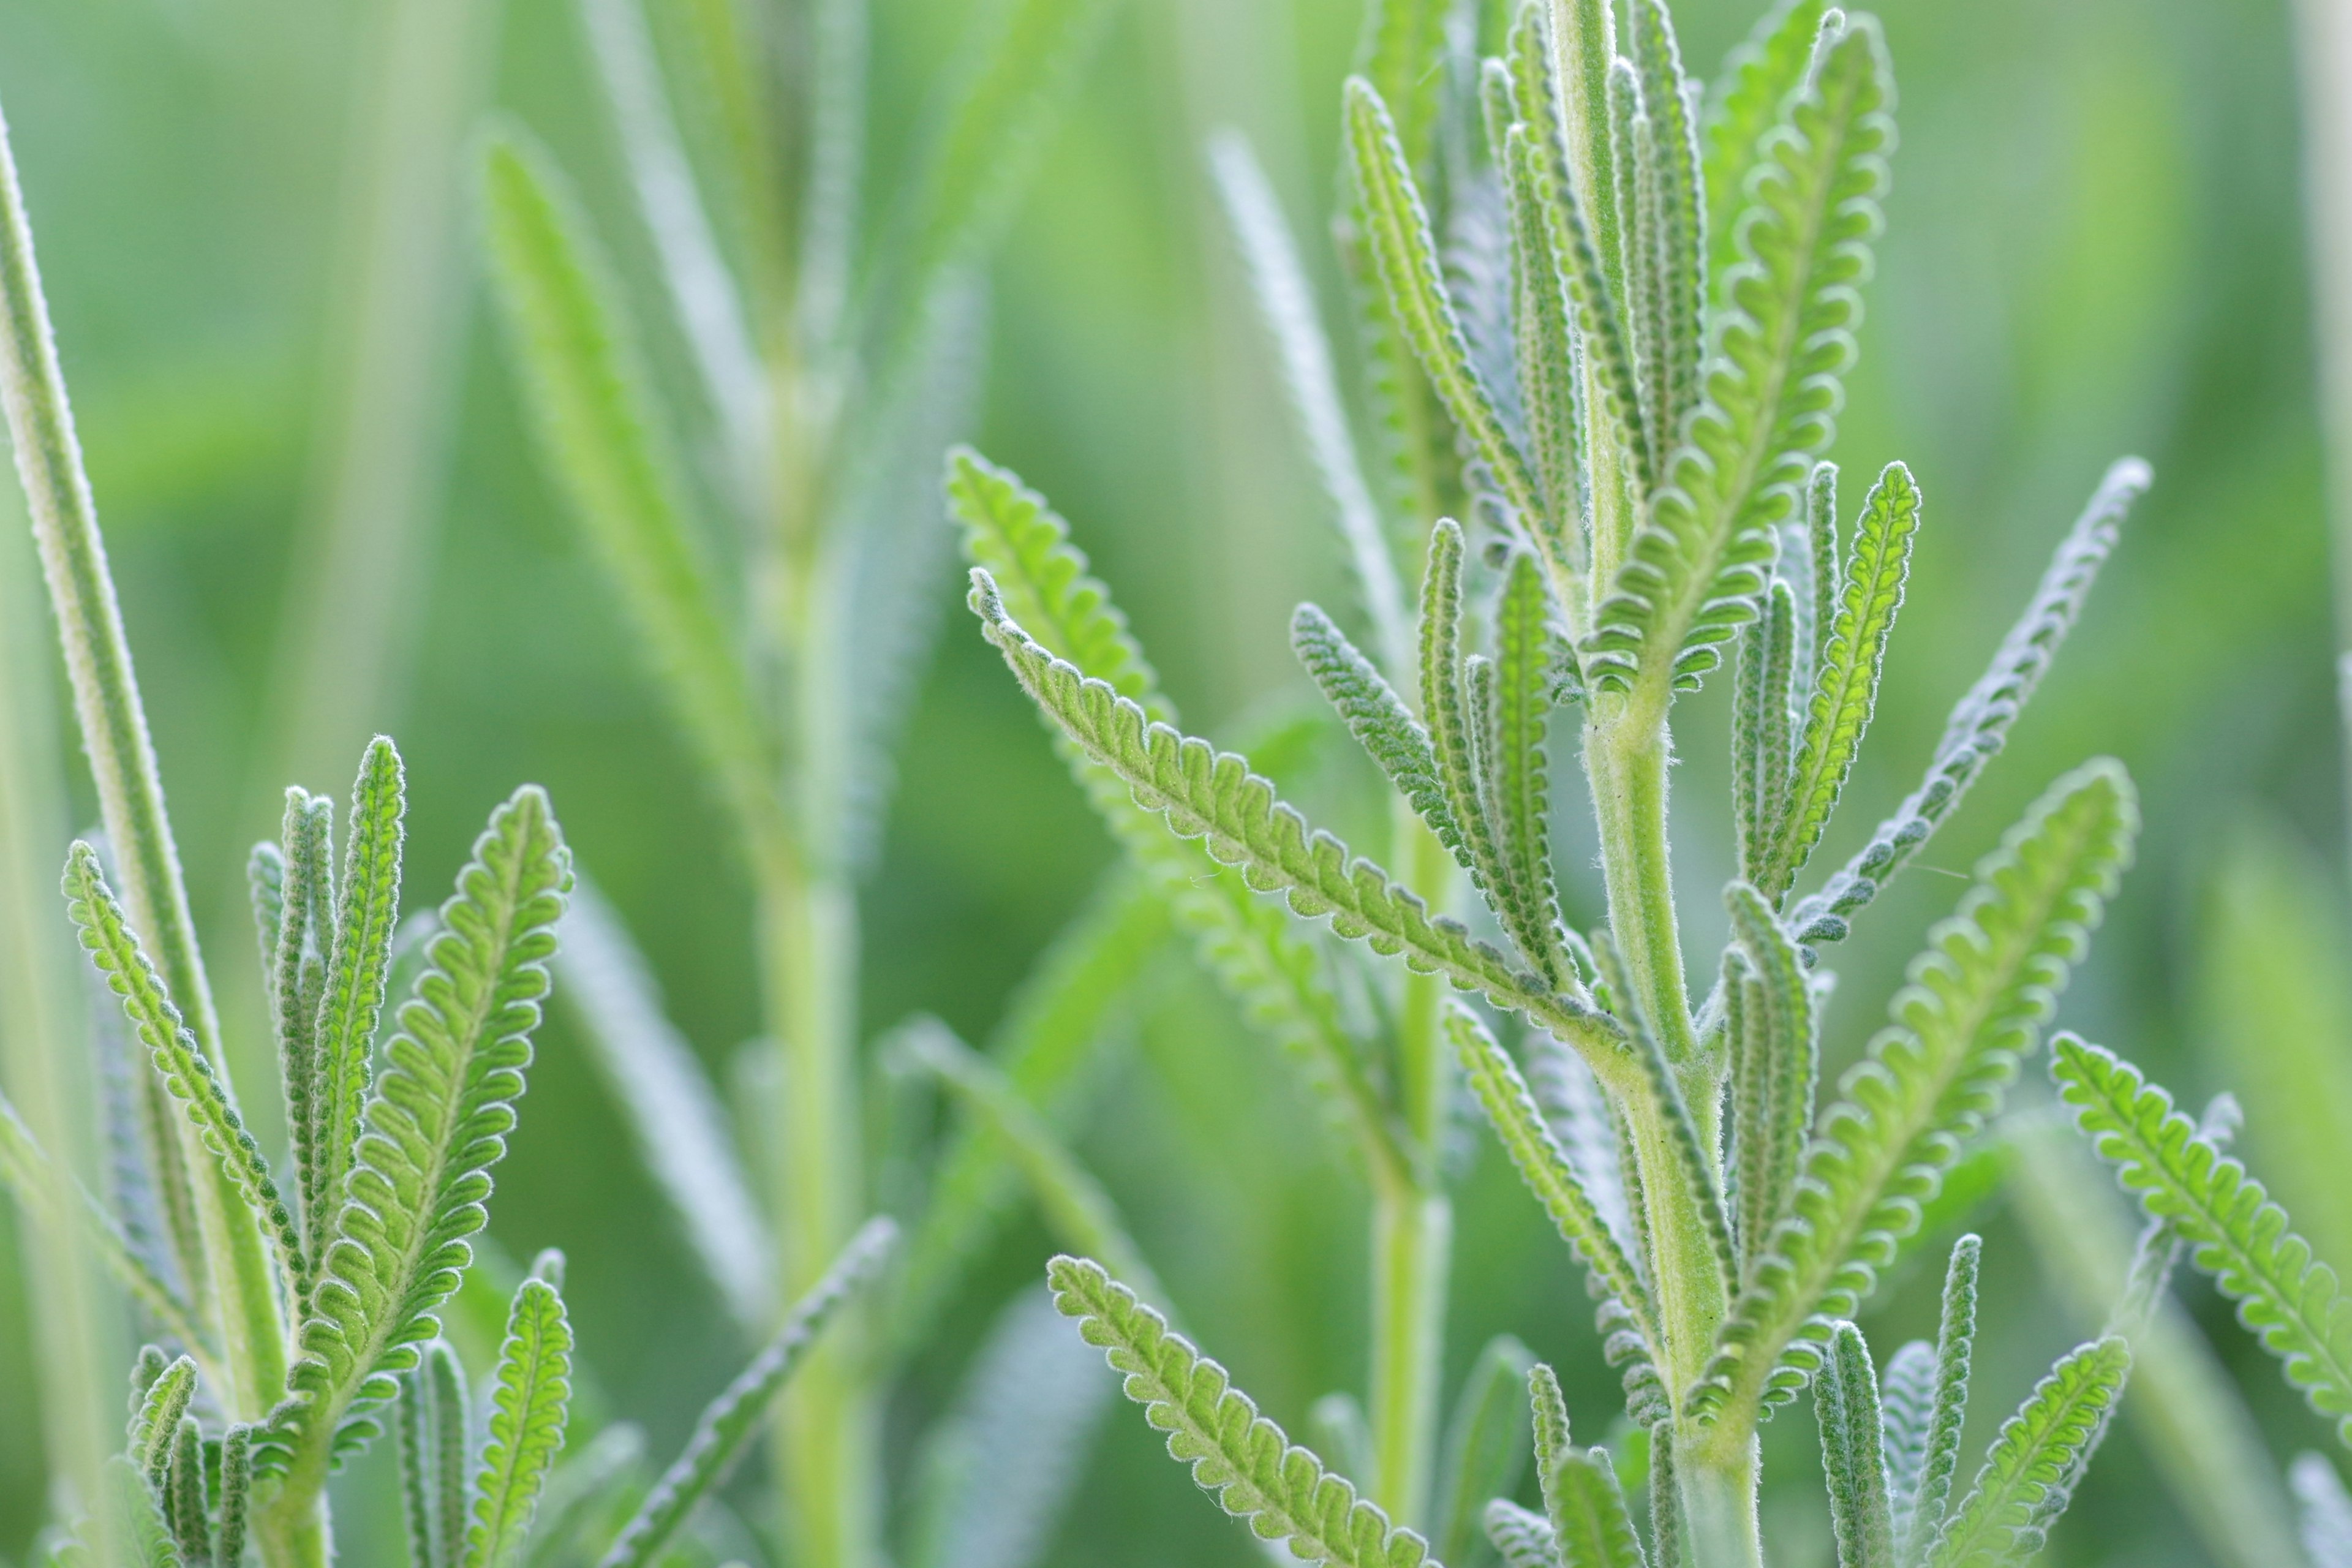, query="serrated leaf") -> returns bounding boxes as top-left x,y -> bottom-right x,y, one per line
128,1356 -> 195,1488
162,1417 -> 209,1564
1584,15 -> 1894,696
1767,462 -> 1920,902
1432,1335 -> 1536,1566
554,876 -> 771,1330
1796,459 -> 2148,943
105,1454 -> 182,1568
596,1219 -> 895,1568
1695,762 -> 2136,1427
1731,582 -> 1796,889
1628,0 -> 1704,439
1901,1234 -> 1981,1564
1701,0 -> 1831,283
1487,1499 -> 1566,1568
1879,1341 -> 1934,1534
1928,1336 -> 2130,1567
1724,880 -> 1815,1272
1355,0 -> 1452,180
2052,1036 -> 2352,1444
1048,1254 -> 1436,1567
465,1278 -> 573,1568
1814,1322 -> 1894,1568
216,1425 -> 251,1566
1421,520 -> 1517,908
398,1340 -> 469,1568
1292,603 -> 1463,861
1493,71 -> 1586,587
1487,550 -> 1567,986
1528,1363 -> 1647,1568
265,787 -> 570,1485
271,789 -> 333,1294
